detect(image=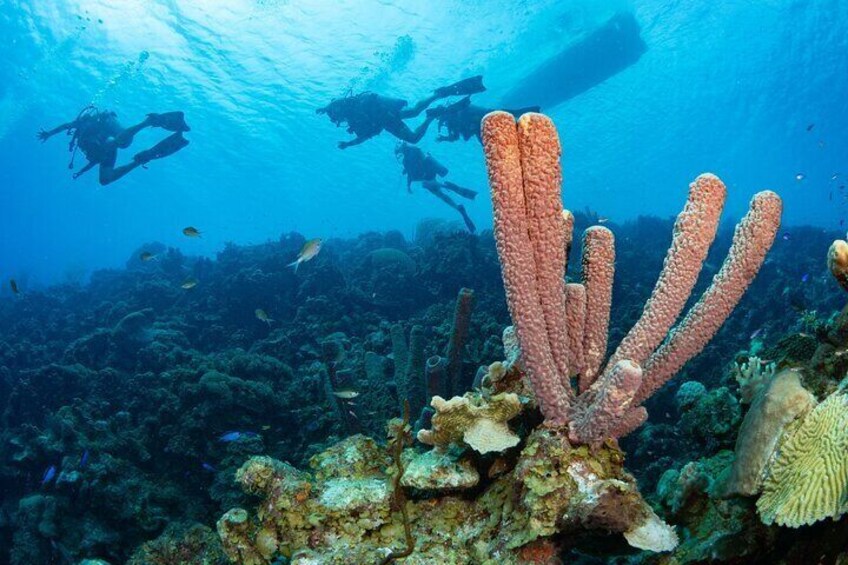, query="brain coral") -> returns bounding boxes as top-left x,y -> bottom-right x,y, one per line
757,385 -> 848,527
